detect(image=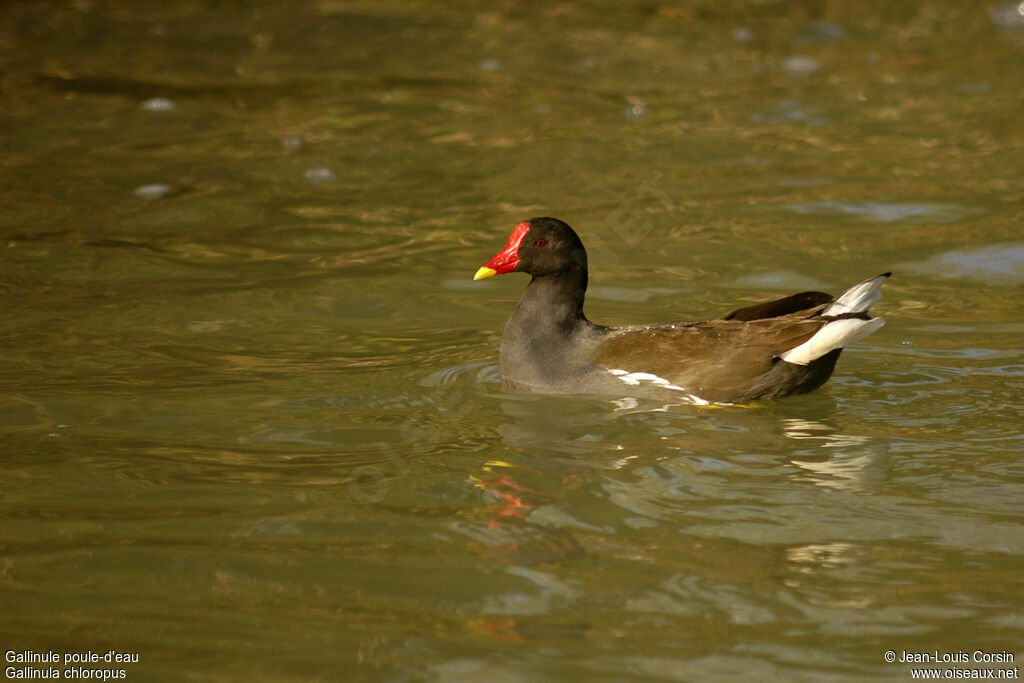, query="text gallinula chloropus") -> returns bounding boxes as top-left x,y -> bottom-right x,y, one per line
474,217 -> 889,404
